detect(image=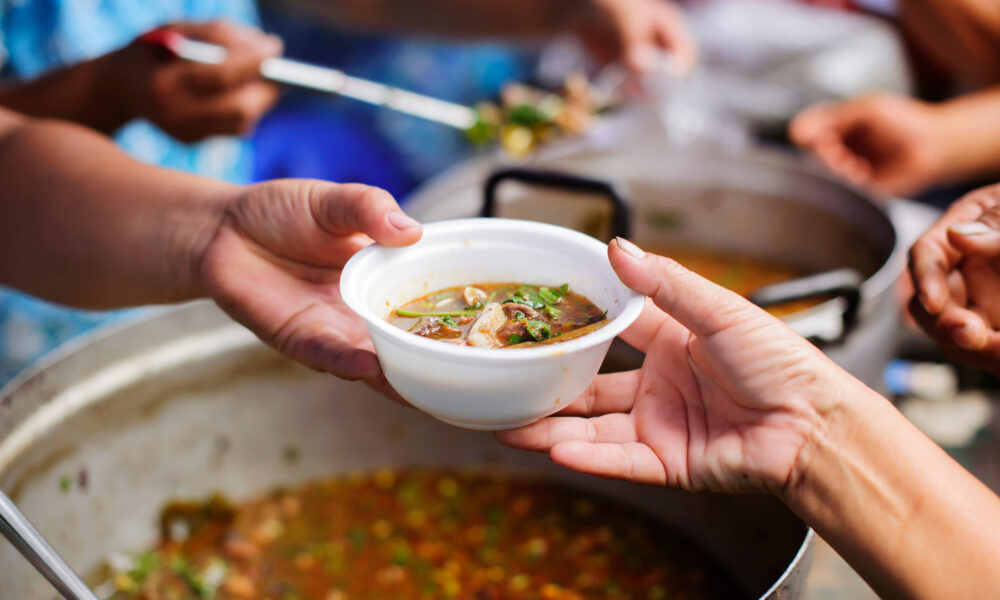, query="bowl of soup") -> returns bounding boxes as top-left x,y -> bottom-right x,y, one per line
340,218 -> 645,430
